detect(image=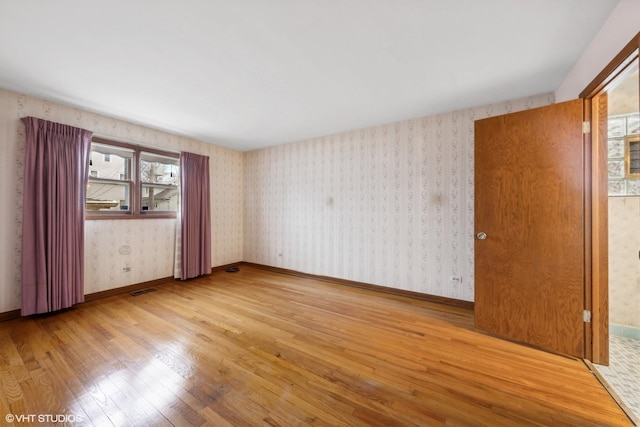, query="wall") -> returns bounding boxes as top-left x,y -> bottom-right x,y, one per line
0,88 -> 244,313
244,93 -> 555,302
609,196 -> 640,328
555,0 -> 640,101
607,113 -> 640,329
